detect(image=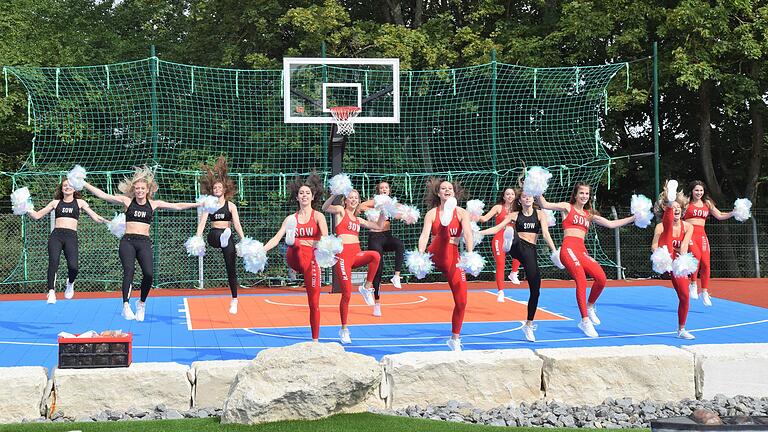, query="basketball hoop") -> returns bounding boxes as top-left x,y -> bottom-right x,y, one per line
329,106 -> 361,135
